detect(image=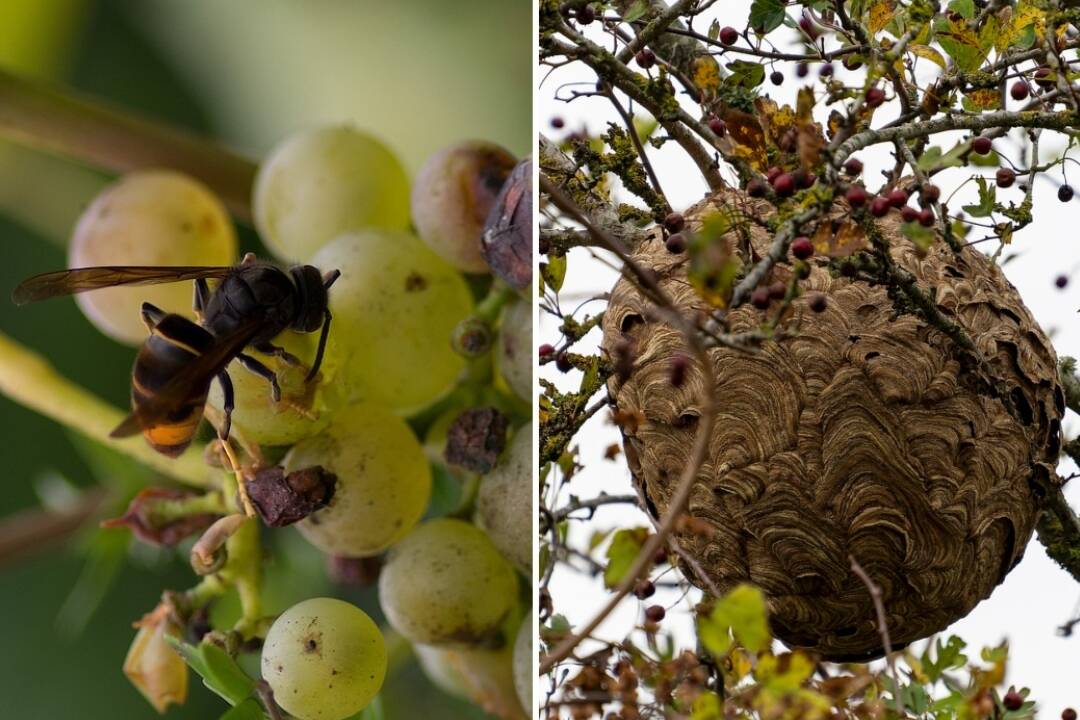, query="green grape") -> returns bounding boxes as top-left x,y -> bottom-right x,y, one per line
477,424 -> 531,574
253,125 -> 409,261
411,140 -> 516,273
310,230 -> 474,413
378,518 -> 517,646
68,169 -> 237,345
414,613 -> 528,719
497,297 -> 532,402
261,597 -> 386,720
286,403 -> 431,556
206,330 -> 345,446
513,611 -> 532,713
